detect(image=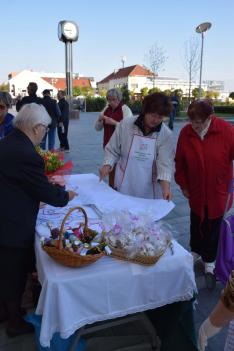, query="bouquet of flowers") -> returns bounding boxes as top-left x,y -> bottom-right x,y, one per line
36,146 -> 73,184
